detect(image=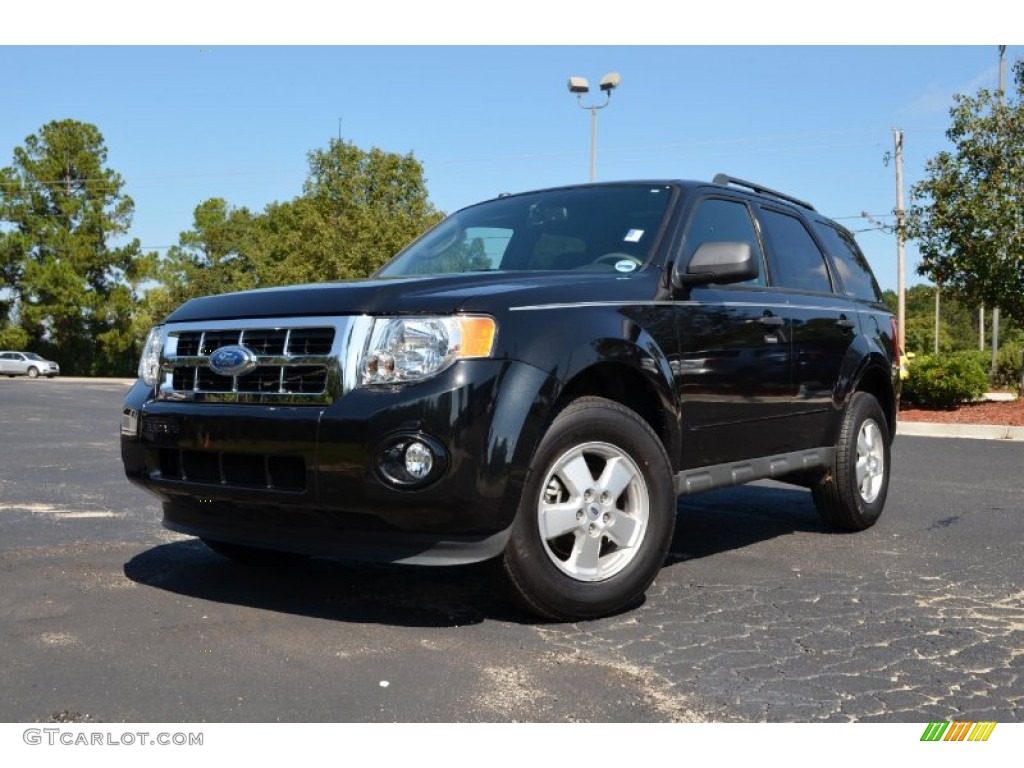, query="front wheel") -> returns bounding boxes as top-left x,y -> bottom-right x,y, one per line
812,392 -> 891,531
27,366 -> 39,379
501,397 -> 676,621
